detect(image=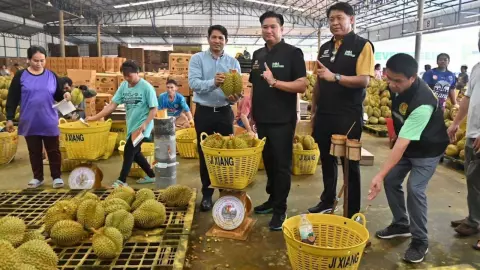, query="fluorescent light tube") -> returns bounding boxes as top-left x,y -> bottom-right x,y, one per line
244,0 -> 305,12
114,0 -> 167,8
